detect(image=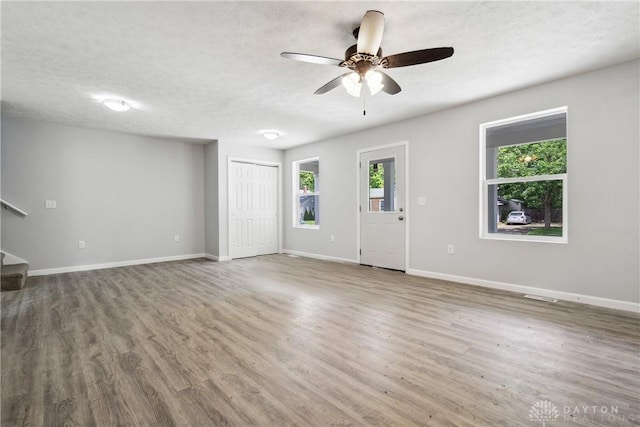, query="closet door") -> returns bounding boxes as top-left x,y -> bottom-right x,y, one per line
229,161 -> 278,259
